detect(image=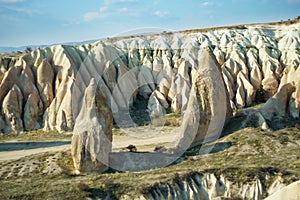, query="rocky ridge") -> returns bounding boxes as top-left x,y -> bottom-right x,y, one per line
136,173 -> 285,200
0,19 -> 299,134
